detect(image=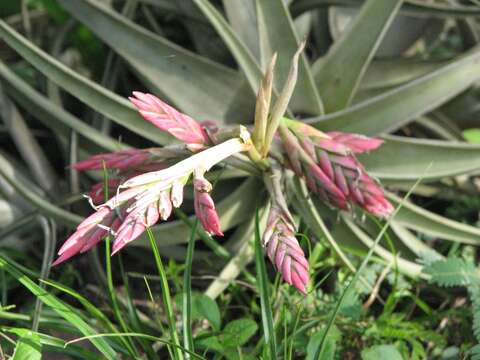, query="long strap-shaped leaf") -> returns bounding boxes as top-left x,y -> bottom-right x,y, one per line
0,255 -> 118,359
309,48 -> 480,134
312,0 -> 403,112
256,0 -> 324,115
222,0 -> 260,60
361,59 -> 446,91
290,178 -> 396,291
360,135 -> 480,180
191,0 -> 263,96
0,20 -> 171,145
59,0 -> 249,122
388,192 -> 480,245
290,177 -> 361,275
0,152 -> 43,212
303,192 -> 425,278
290,0 -> 480,19
3,327 -> 101,360
0,60 -> 125,152
0,161 -> 82,227
136,0 -> 205,20
390,221 -> 445,259
340,214 -> 424,278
